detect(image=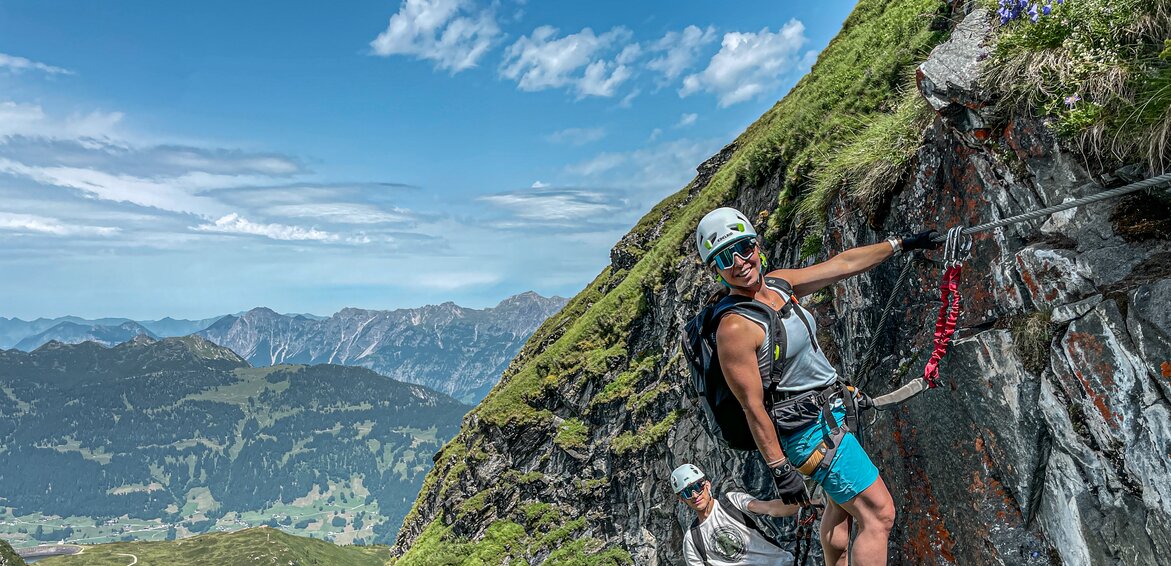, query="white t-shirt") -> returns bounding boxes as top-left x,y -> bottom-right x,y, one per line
682,492 -> 794,565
